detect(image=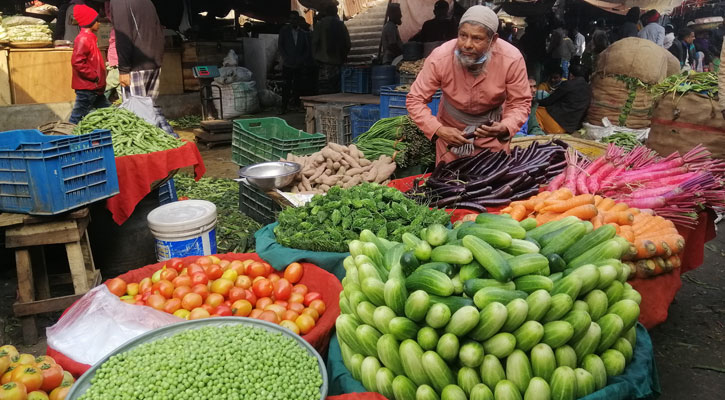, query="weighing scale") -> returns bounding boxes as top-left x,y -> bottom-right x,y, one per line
192,65 -> 233,148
